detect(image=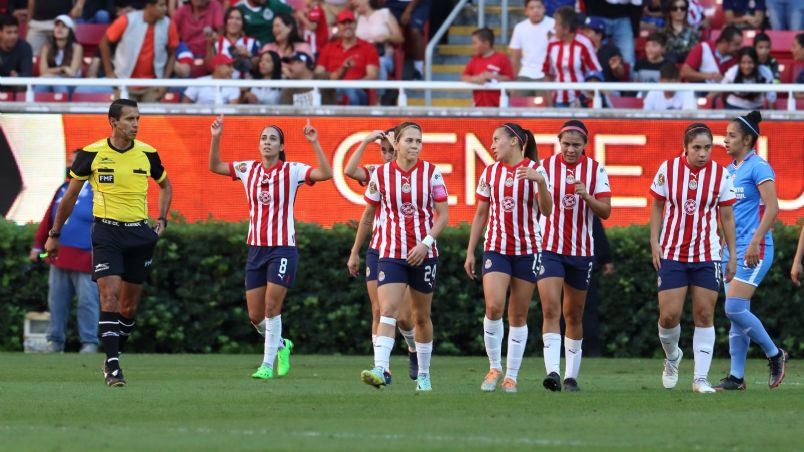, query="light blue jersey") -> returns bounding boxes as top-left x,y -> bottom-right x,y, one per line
728,150 -> 775,256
